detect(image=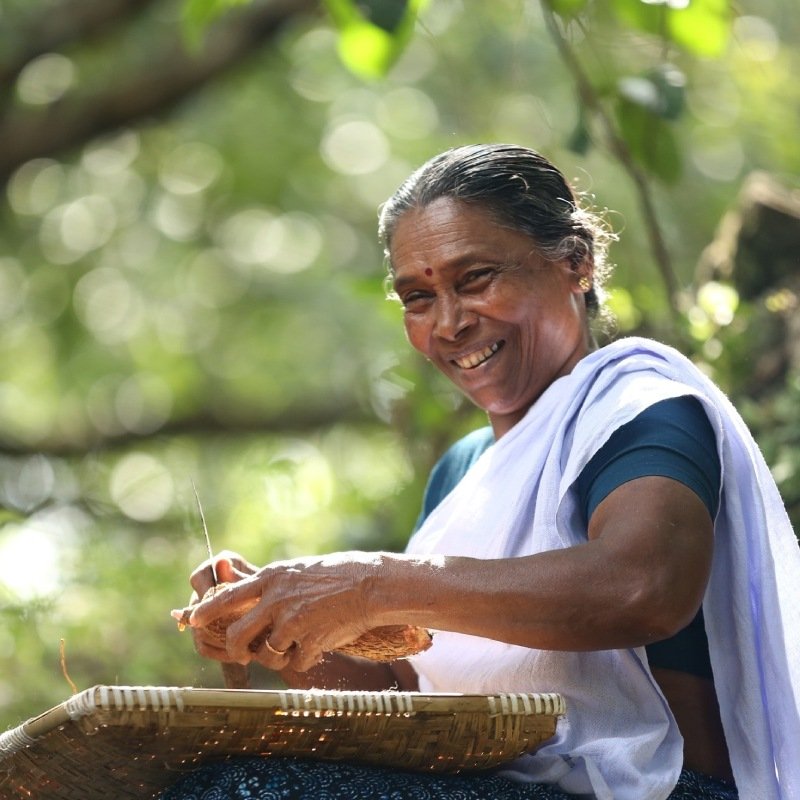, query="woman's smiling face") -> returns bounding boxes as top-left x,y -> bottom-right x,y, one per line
390,198 -> 594,438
